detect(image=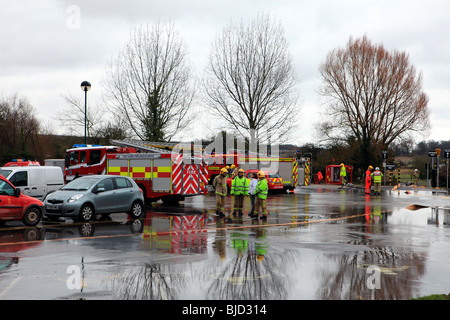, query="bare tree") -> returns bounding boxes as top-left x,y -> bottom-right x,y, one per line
104,21 -> 195,142
55,93 -> 103,139
318,35 -> 429,167
203,13 -> 299,145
